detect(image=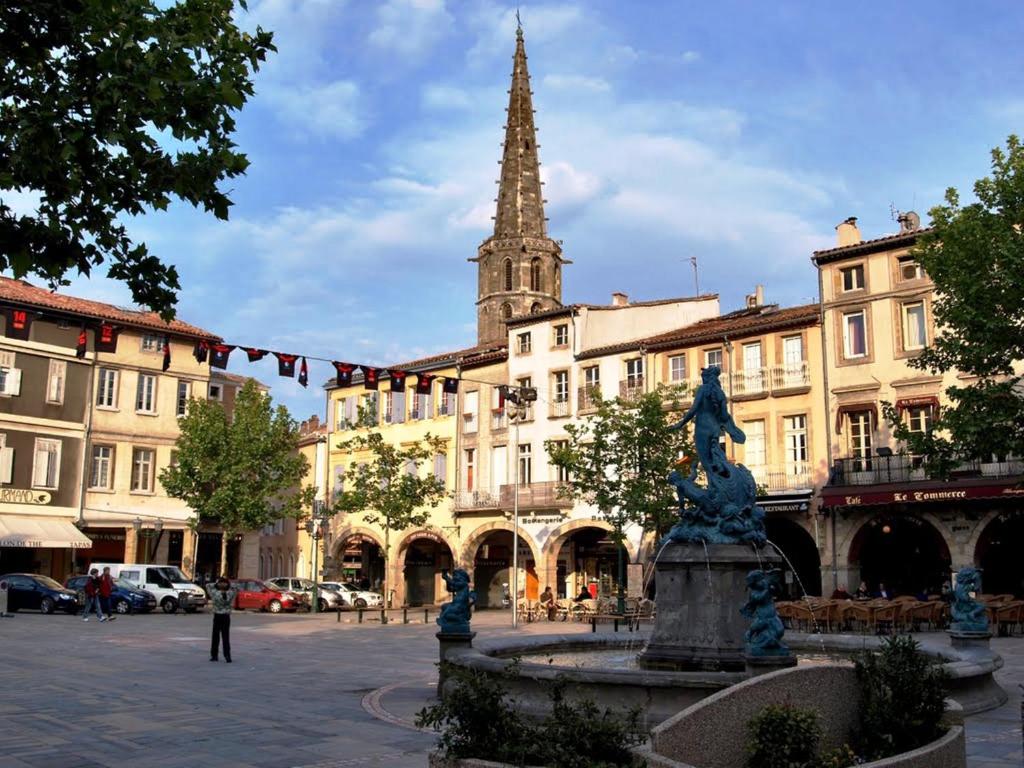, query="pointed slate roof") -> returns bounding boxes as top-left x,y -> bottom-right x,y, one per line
493,27 -> 546,238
